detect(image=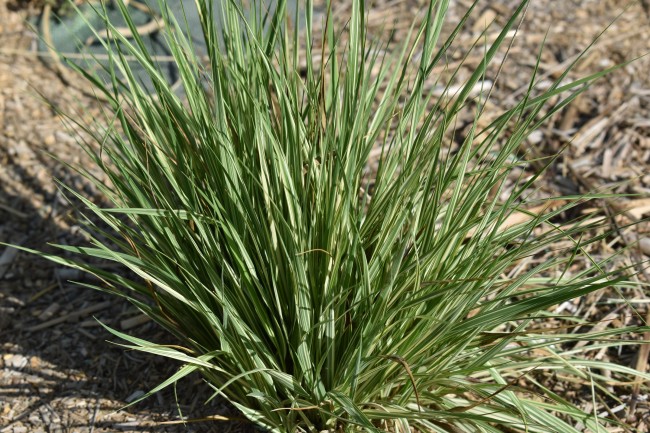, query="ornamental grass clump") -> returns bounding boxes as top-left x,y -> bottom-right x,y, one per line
35,0 -> 649,431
